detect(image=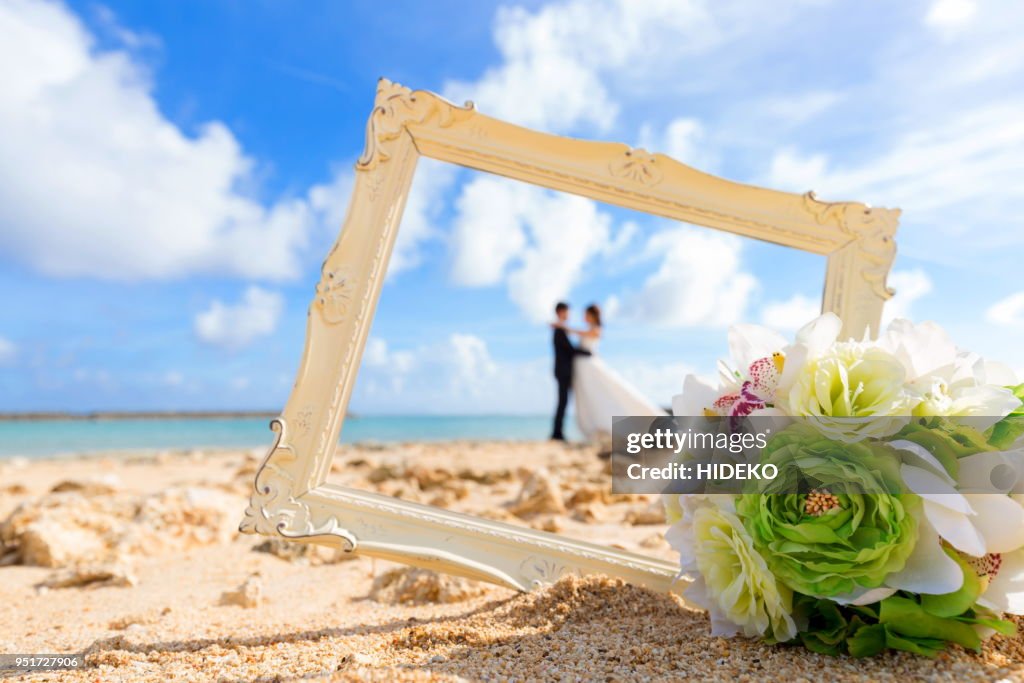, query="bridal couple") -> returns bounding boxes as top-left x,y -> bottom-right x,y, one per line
550,302 -> 664,442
